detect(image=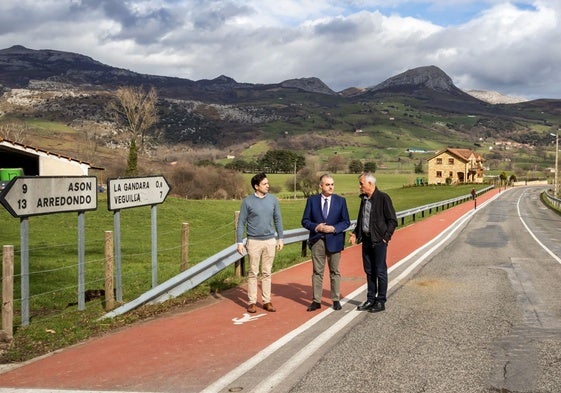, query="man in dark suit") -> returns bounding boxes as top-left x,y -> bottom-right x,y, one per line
301,174 -> 350,311
349,172 -> 397,313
